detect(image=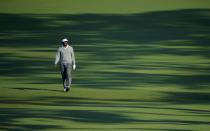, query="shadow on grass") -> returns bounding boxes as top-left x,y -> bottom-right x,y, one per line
0,9 -> 210,90
0,108 -> 138,130
0,106 -> 209,130
1,9 -> 210,130
1,95 -> 210,130
12,87 -> 62,93
2,96 -> 210,115
161,91 -> 210,104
